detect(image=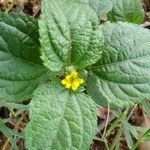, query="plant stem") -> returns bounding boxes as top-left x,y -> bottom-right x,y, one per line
99,132 -> 110,150
104,112 -> 124,138
106,105 -> 138,149
110,127 -> 123,150
103,103 -> 110,136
